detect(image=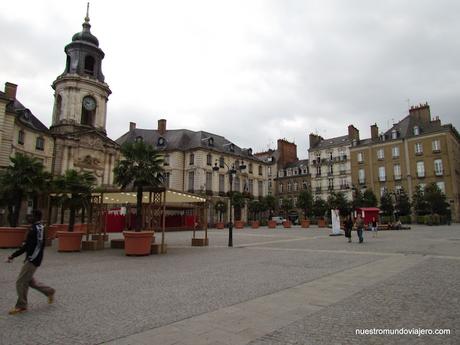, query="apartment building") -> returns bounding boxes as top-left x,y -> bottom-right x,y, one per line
350,104 -> 460,221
